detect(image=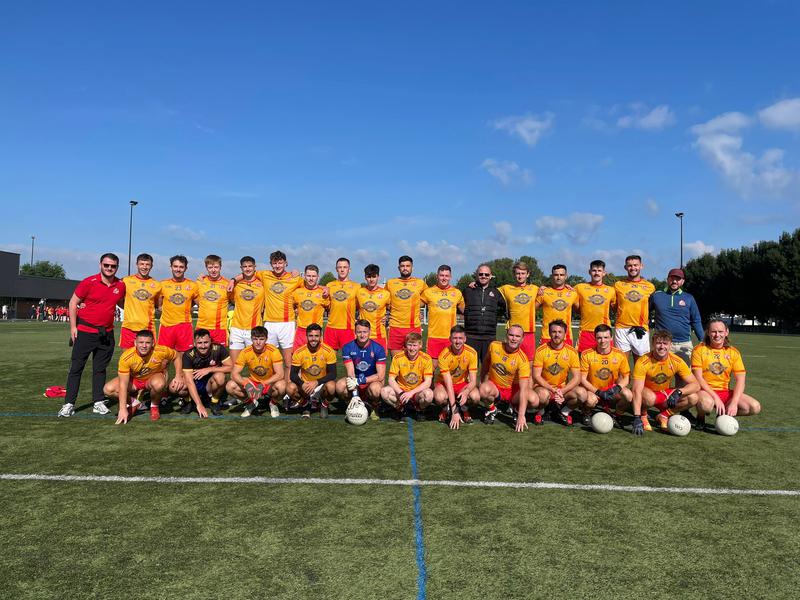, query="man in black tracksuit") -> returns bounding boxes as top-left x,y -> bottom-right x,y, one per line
462,265 -> 506,365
